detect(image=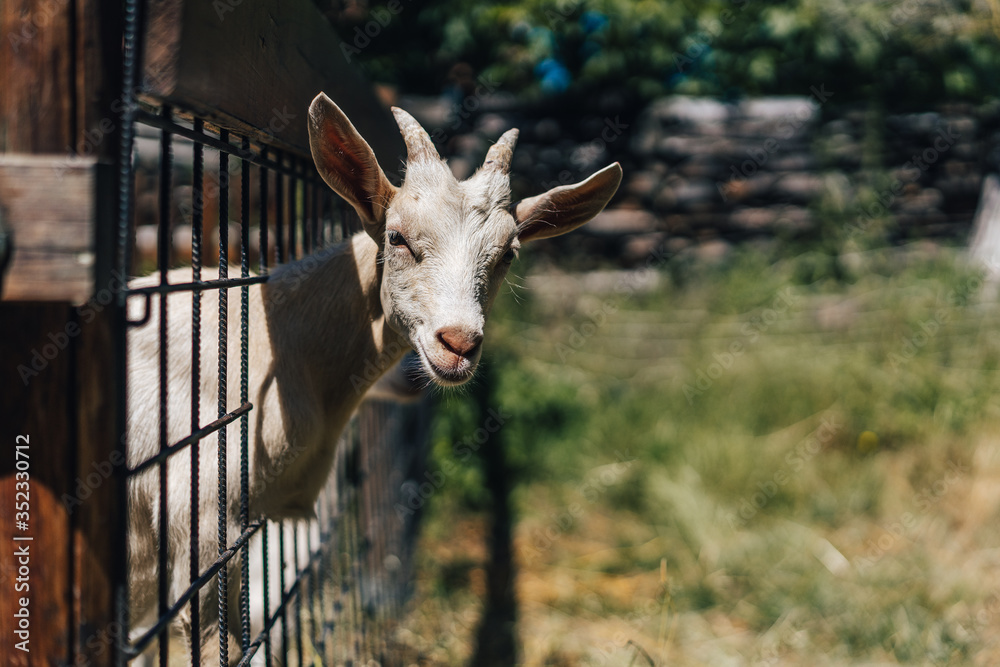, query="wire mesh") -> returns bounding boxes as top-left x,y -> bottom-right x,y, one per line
117,99 -> 430,666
